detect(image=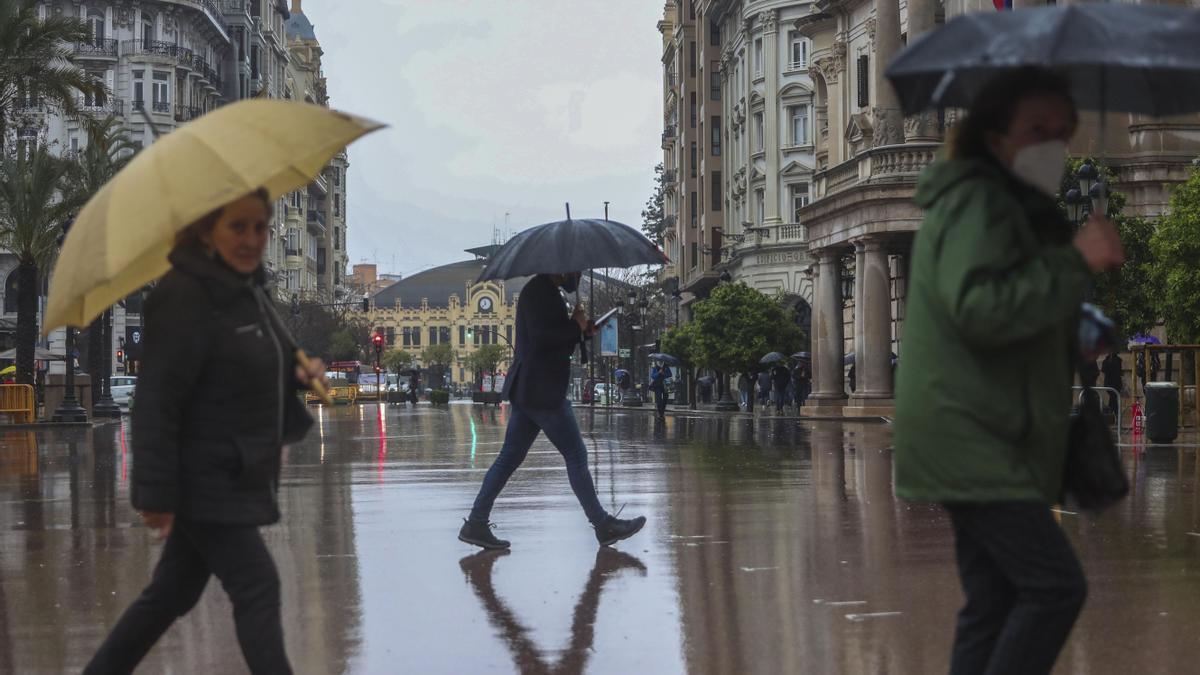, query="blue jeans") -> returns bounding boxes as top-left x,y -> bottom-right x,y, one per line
469,400 -> 608,525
